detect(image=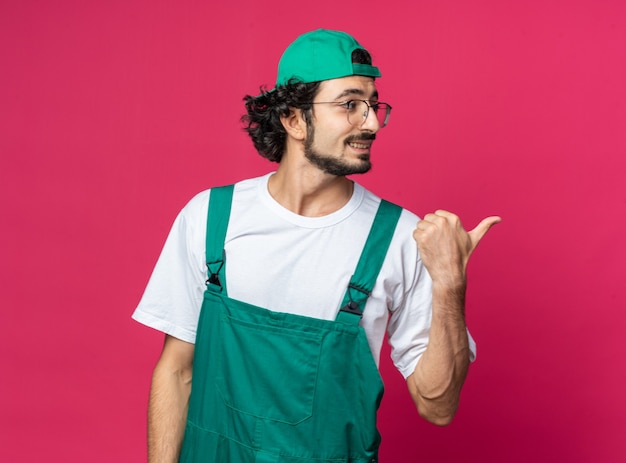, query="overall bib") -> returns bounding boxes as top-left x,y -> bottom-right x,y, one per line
180,185 -> 401,463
